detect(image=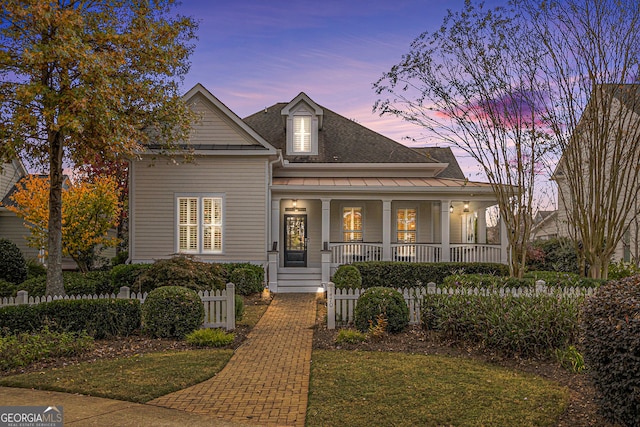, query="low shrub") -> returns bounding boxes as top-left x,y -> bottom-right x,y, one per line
524,271 -> 605,288
607,260 -> 640,280
16,271 -> 119,297
63,271 -> 98,296
354,287 -> 408,334
422,292 -> 582,357
84,270 -> 115,295
224,263 -> 264,288
110,263 -> 151,290
16,276 -> 46,296
142,286 -> 204,339
25,259 -> 46,279
185,328 -> 235,347
332,265 -> 362,289
352,261 -> 509,288
134,257 -> 224,294
235,296 -> 244,321
0,279 -> 17,298
581,274 -> 640,427
526,238 -> 580,273
0,327 -> 94,371
229,268 -> 261,296
0,299 -> 141,339
0,239 -> 27,285
335,329 -> 367,344
442,274 -> 530,289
